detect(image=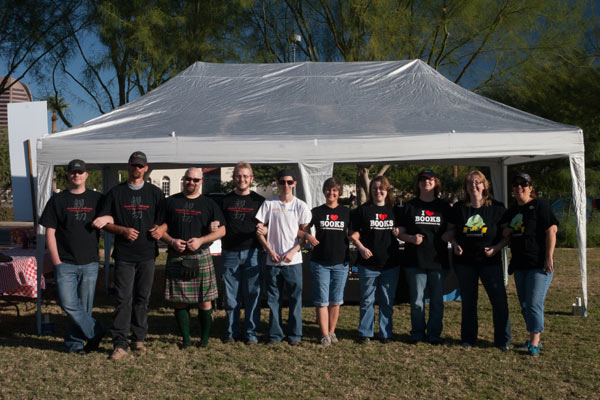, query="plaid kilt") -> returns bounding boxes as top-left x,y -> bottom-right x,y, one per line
164,248 -> 218,303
